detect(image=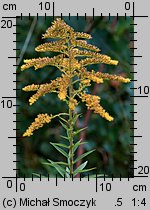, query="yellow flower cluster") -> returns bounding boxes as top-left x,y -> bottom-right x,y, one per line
23,74 -> 72,105
69,98 -> 78,111
79,67 -> 130,86
82,70 -> 130,84
42,18 -> 92,41
35,39 -> 67,53
23,114 -> 52,137
80,56 -> 118,67
81,93 -> 113,121
71,40 -> 100,52
42,18 -> 74,39
31,82 -> 58,105
21,18 -> 131,138
21,56 -> 81,72
82,79 -> 91,86
21,55 -> 65,71
62,58 -> 80,70
22,84 -> 40,91
57,75 -> 70,101
72,49 -> 99,58
87,71 -> 104,84
74,32 -> 92,39
94,72 -> 131,83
